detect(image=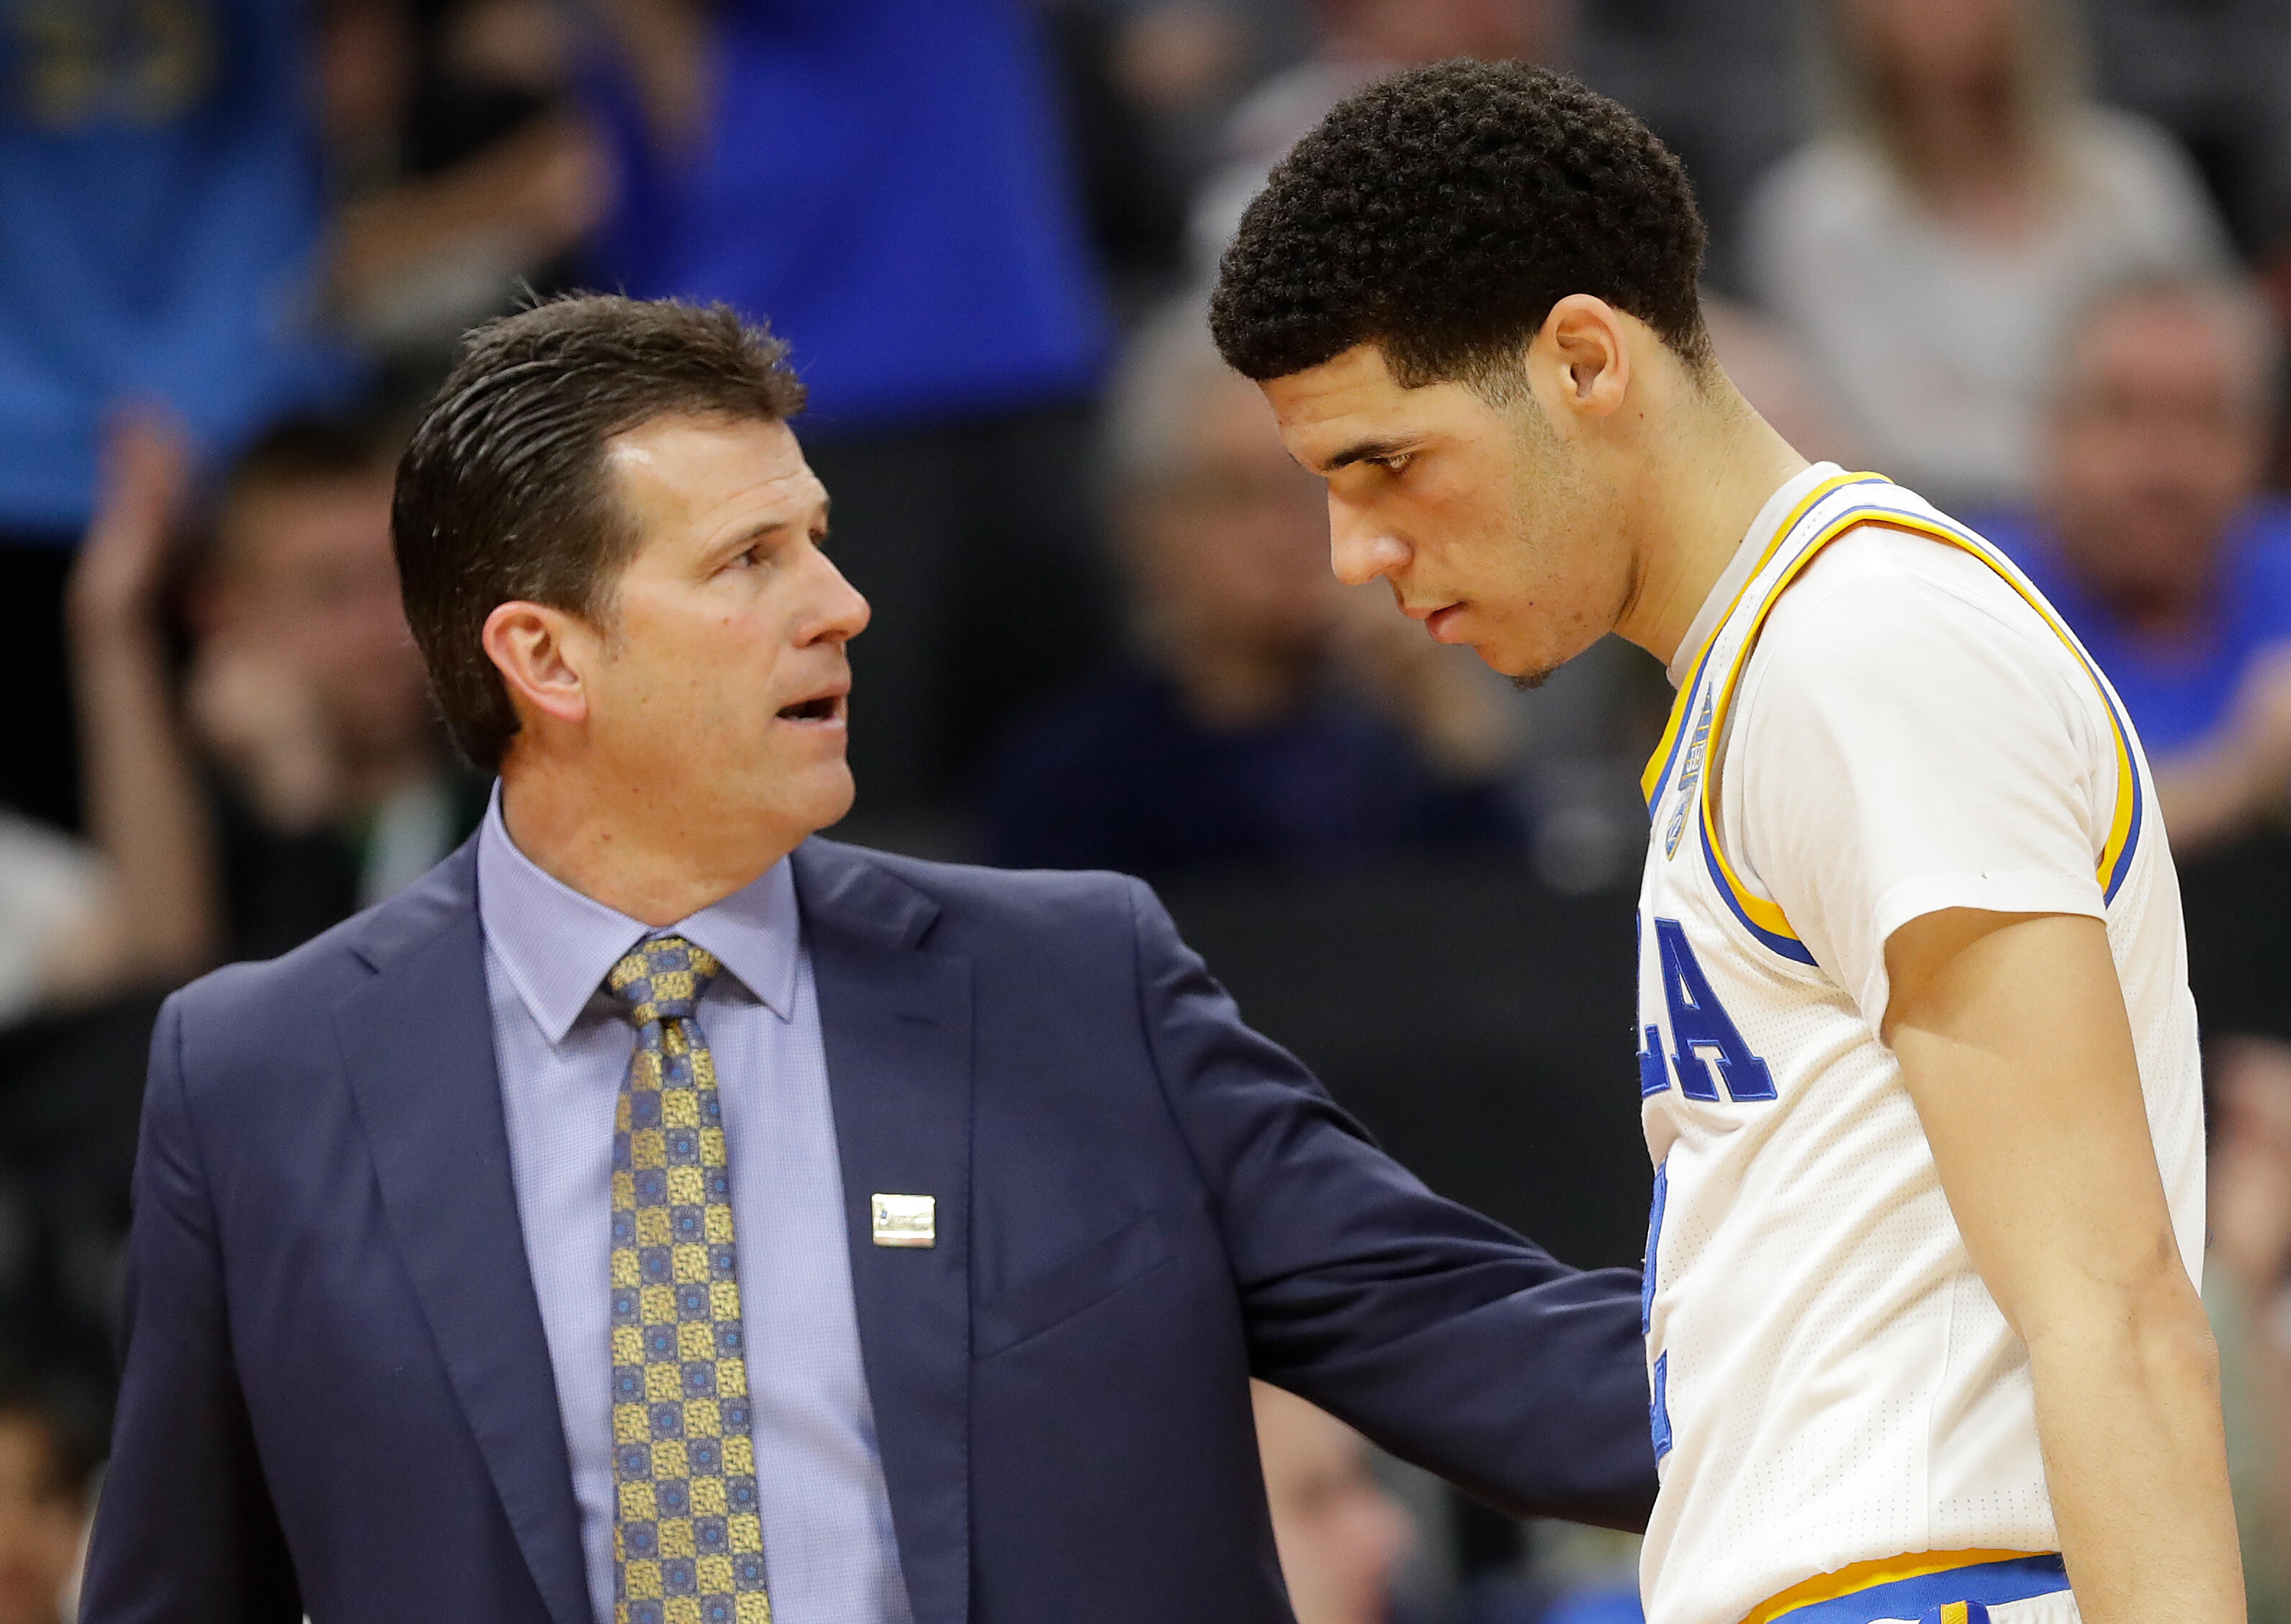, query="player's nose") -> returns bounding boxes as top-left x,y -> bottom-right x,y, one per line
1328,500 -> 1411,587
